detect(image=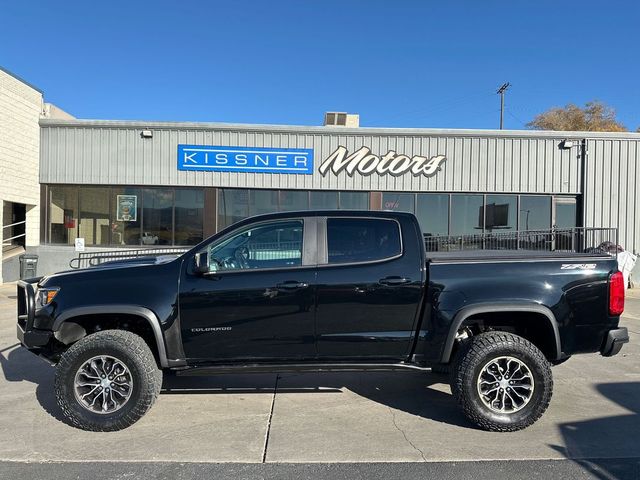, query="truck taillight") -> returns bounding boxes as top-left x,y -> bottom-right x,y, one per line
609,271 -> 625,316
